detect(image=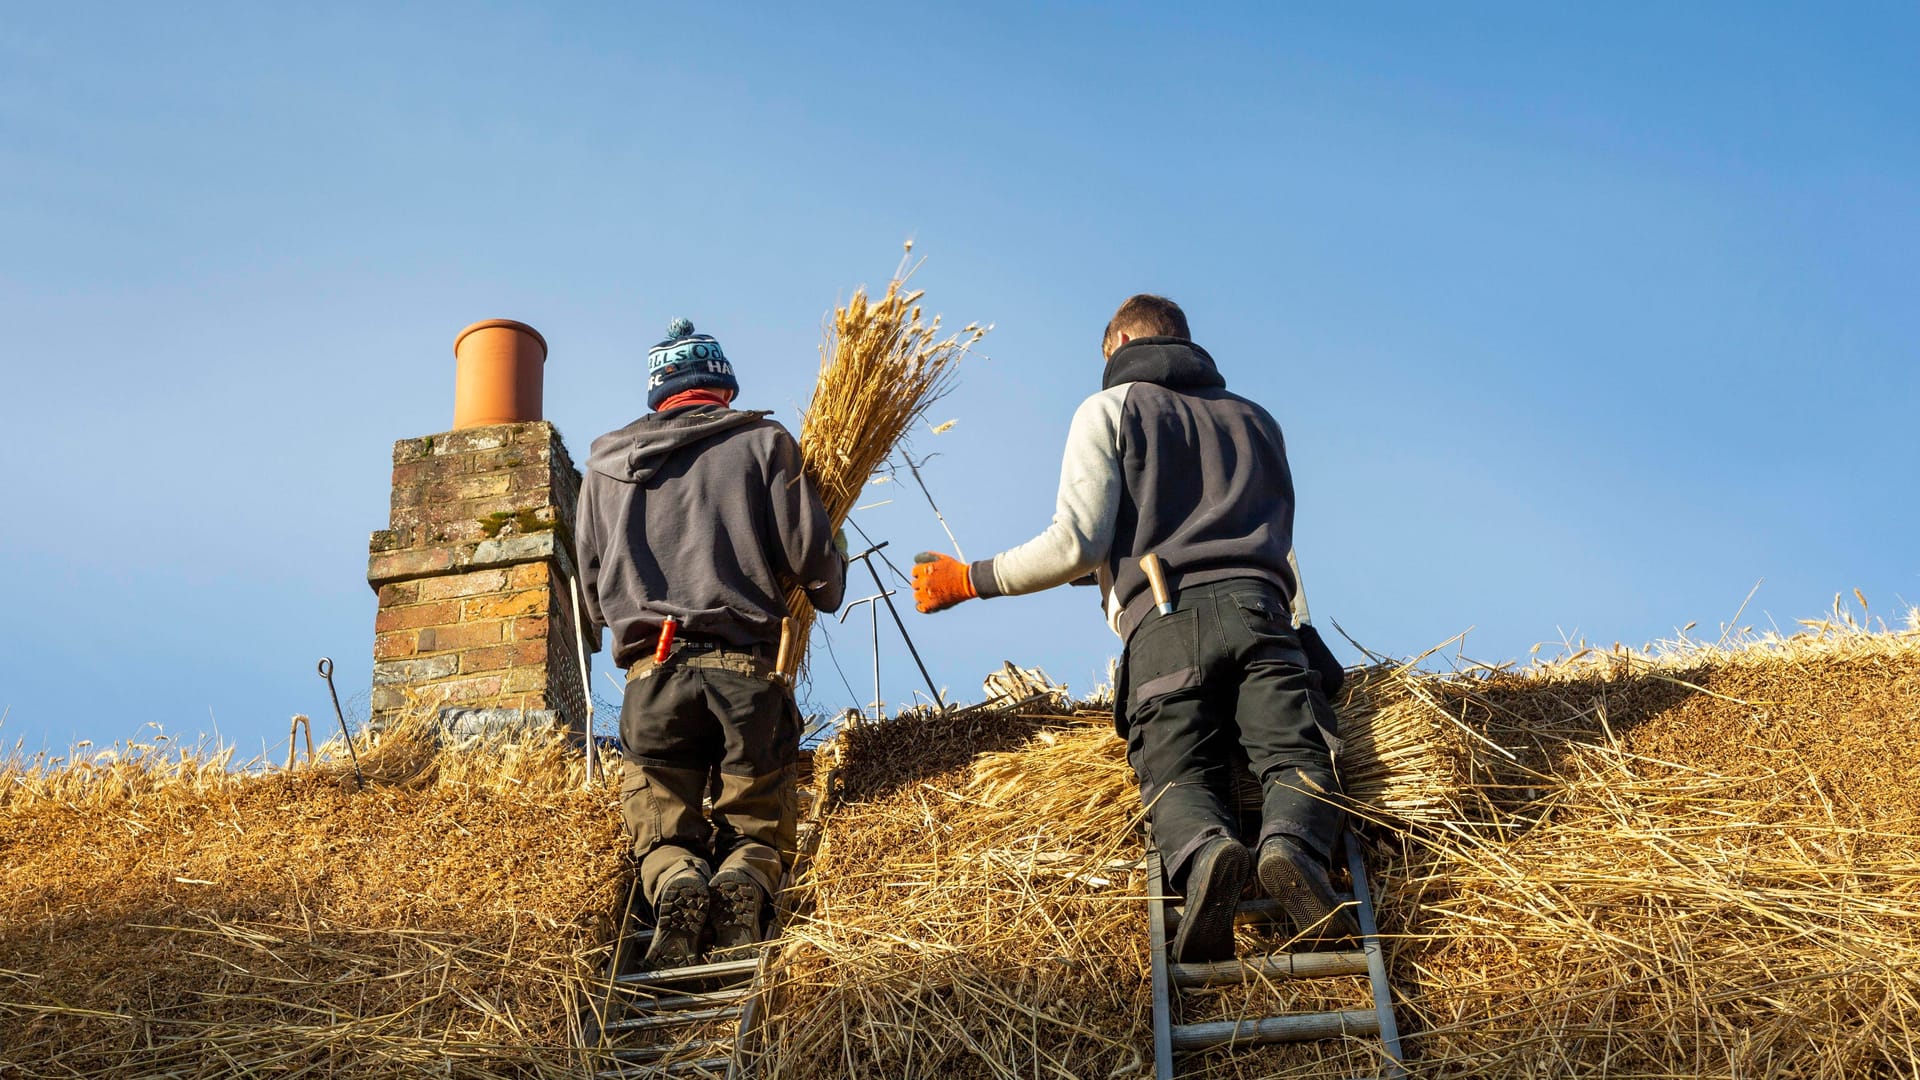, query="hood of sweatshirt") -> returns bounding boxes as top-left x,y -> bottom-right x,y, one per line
1100,337 -> 1228,392
585,405 -> 771,484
